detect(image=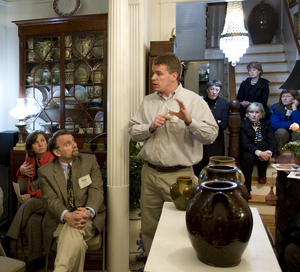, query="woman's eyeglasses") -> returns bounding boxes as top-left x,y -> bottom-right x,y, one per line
208,88 -> 220,93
